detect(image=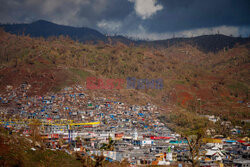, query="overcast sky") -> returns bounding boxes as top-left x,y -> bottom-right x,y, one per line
0,0 -> 250,40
